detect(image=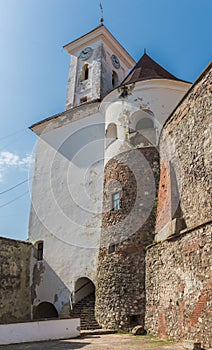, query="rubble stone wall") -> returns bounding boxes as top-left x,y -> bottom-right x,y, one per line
156,64 -> 212,232
145,222 -> 212,349
0,237 -> 32,324
146,64 -> 212,349
96,147 -> 159,330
